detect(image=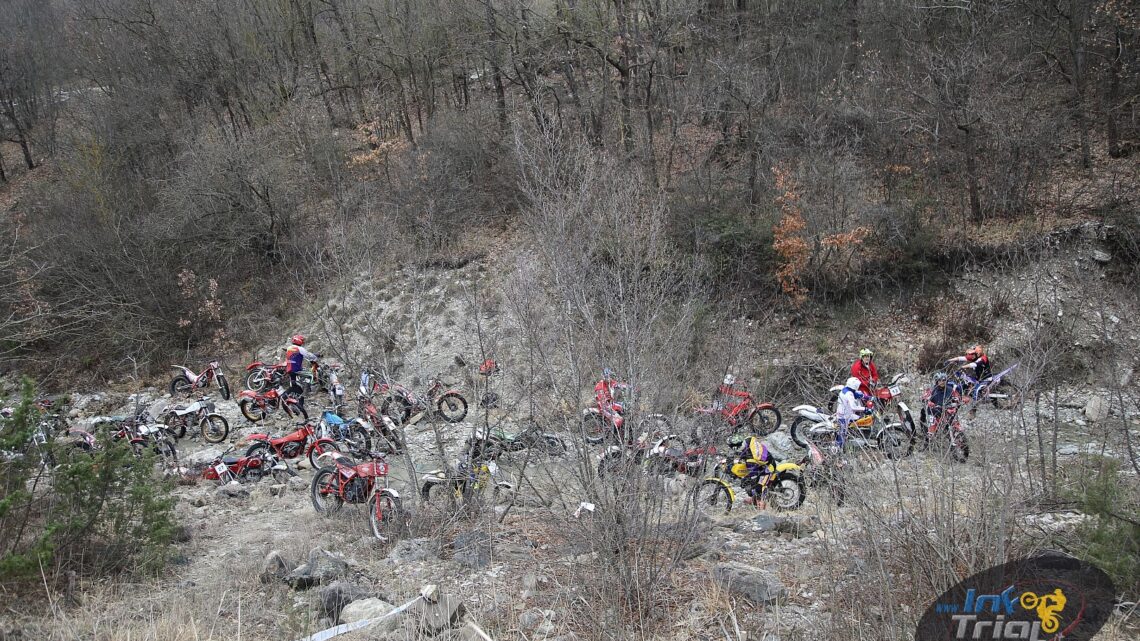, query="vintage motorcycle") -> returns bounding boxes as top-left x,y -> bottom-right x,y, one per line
919,398 -> 970,463
827,372 -> 916,435
316,409 -> 374,457
788,404 -> 913,459
237,386 -> 308,422
581,386 -> 672,446
157,397 -> 229,443
596,433 -> 716,479
170,360 -> 231,400
375,375 -> 468,426
694,452 -> 807,513
243,421 -> 340,469
466,420 -> 567,460
692,384 -> 782,440
311,450 -> 403,540
201,448 -> 289,483
420,455 -> 513,503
